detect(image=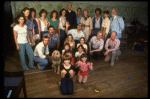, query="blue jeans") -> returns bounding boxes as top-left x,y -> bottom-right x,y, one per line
88,47 -> 101,60
18,43 -> 34,70
93,29 -> 101,36
60,29 -> 66,49
60,78 -> 74,95
33,56 -> 49,70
